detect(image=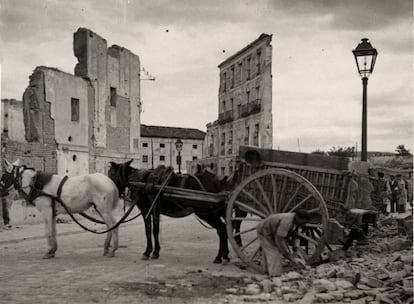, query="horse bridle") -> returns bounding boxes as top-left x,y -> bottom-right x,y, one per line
8,165 -> 37,202
0,170 -> 15,197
